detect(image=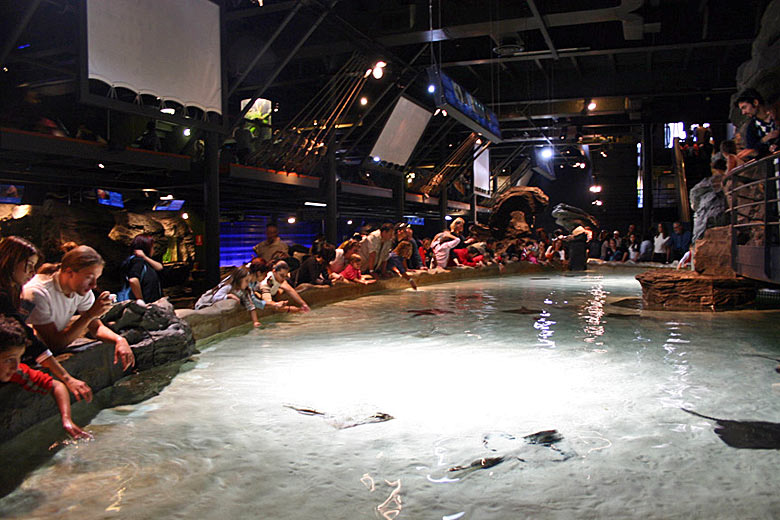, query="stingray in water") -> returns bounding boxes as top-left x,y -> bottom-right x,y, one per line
682,409 -> 780,449
284,404 -> 394,430
502,306 -> 542,315
443,430 -> 575,478
407,309 -> 455,317
530,277 -> 550,280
